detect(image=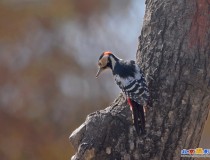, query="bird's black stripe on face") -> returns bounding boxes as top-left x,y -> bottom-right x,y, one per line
99,53 -> 104,60
107,56 -> 112,70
